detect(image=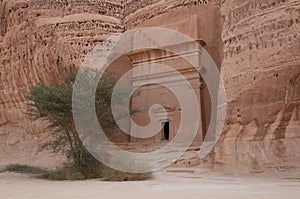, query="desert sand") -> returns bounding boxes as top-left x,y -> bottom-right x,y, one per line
0,171 -> 299,199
